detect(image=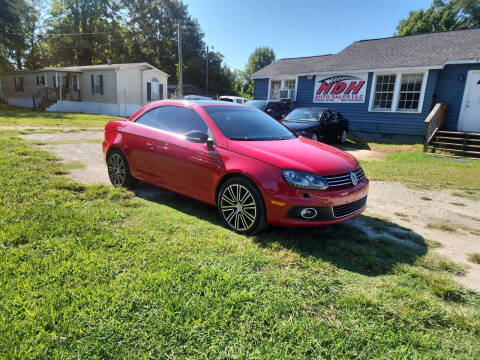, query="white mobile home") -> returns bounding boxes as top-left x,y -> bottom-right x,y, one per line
0,62 -> 168,117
